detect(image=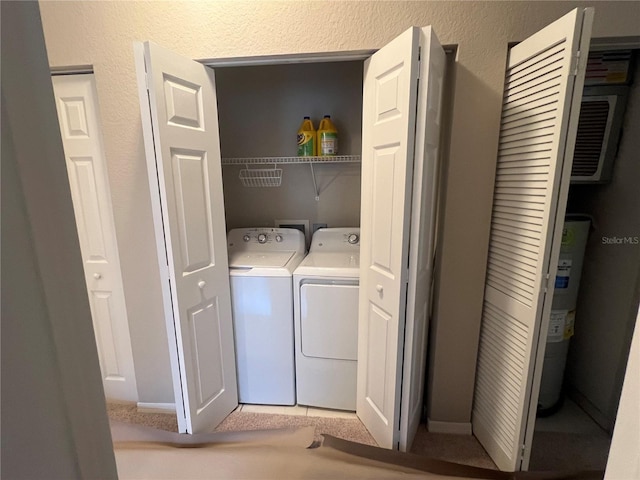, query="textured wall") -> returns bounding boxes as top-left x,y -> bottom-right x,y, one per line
39,1 -> 640,422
